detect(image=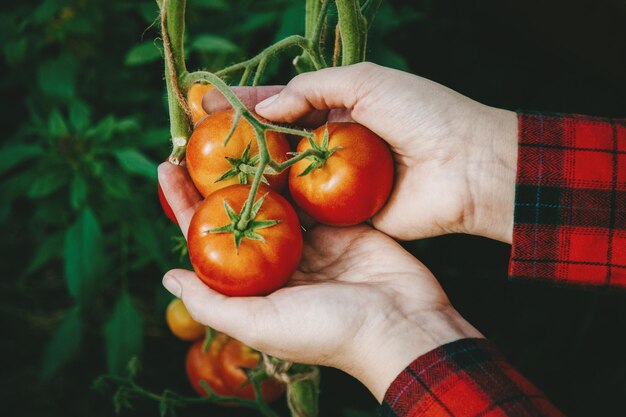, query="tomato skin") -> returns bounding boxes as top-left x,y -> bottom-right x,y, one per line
165,298 -> 205,341
187,185 -> 302,296
186,110 -> 291,197
289,123 -> 394,226
158,184 -> 178,225
186,336 -> 285,403
187,83 -> 213,126
185,334 -> 233,397
217,338 -> 285,402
